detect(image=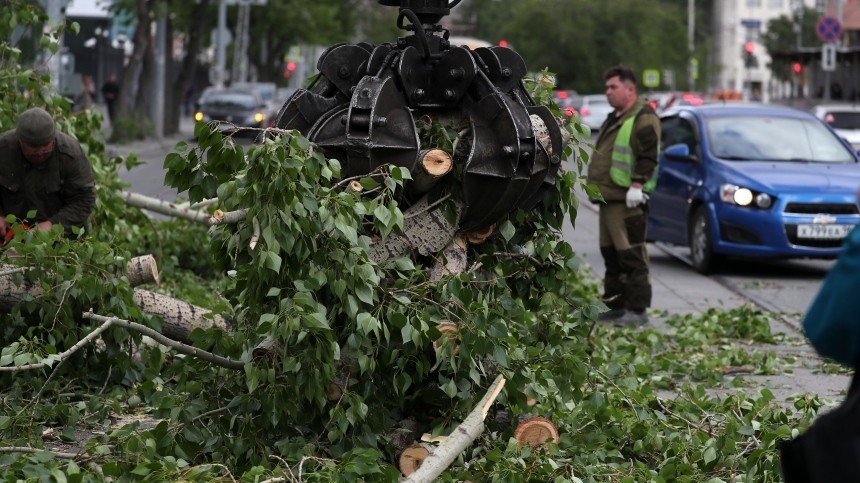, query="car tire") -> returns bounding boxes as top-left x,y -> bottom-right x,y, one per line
688,207 -> 721,274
